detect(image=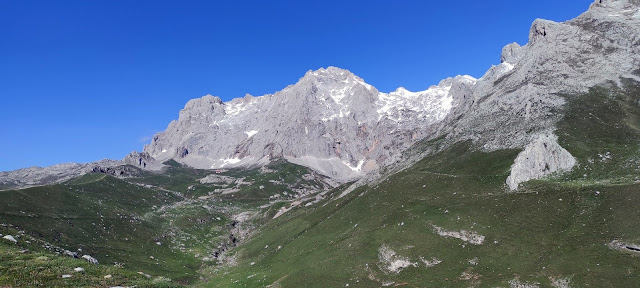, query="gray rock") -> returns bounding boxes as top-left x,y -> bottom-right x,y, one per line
81,254 -> 99,264
143,67 -> 475,180
438,0 -> 640,153
0,161 -> 115,189
506,133 -> 576,191
123,151 -> 162,170
0,152 -> 163,190
2,235 -> 17,243
500,43 -> 526,64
